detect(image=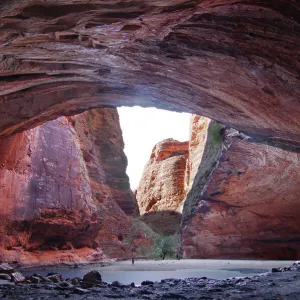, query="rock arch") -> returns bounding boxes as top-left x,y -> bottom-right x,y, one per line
0,0 -> 299,143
